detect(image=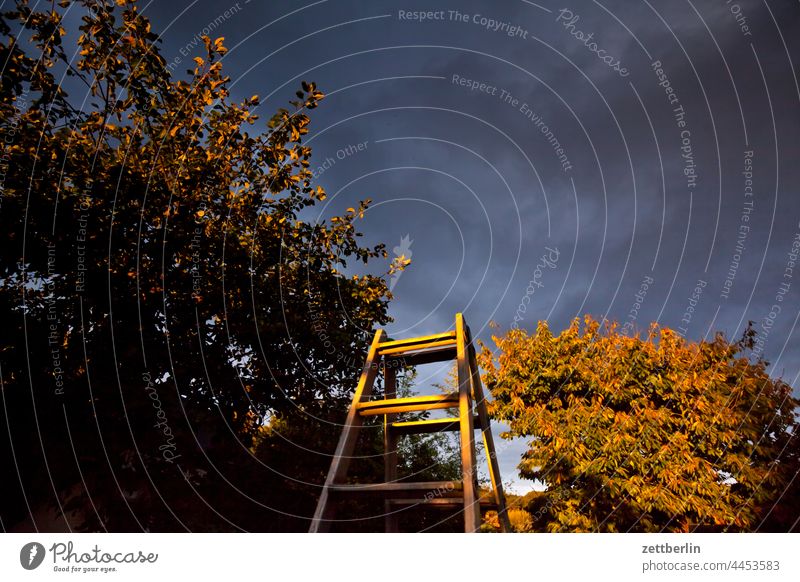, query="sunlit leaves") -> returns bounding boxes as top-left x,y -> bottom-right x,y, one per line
479,317 -> 799,532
